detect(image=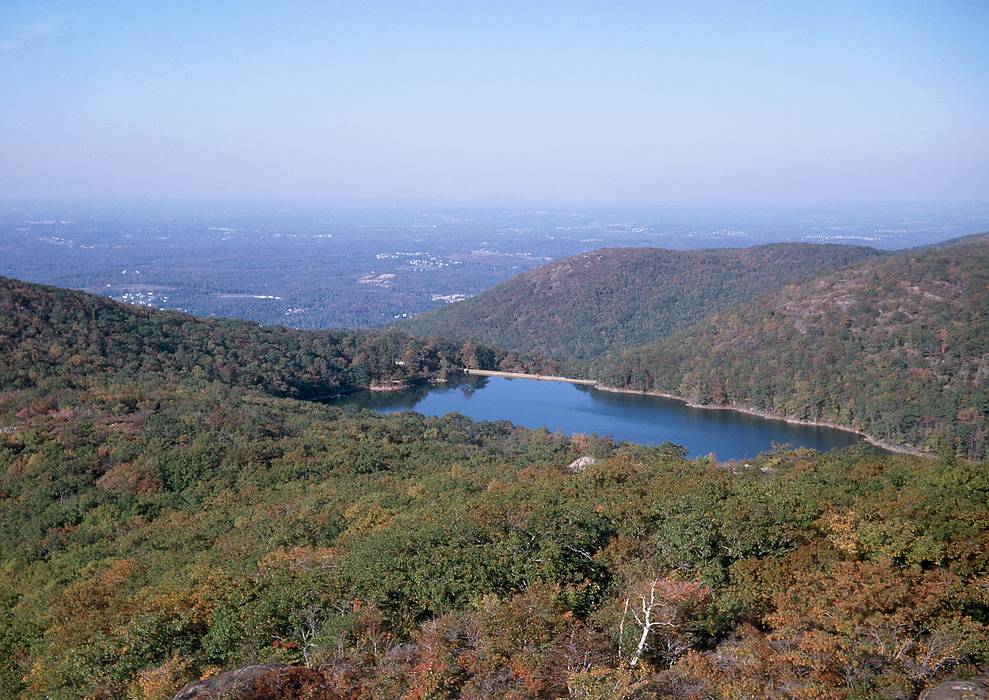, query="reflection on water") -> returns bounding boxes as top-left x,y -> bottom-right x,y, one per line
338,376 -> 487,411
325,376 -> 872,460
